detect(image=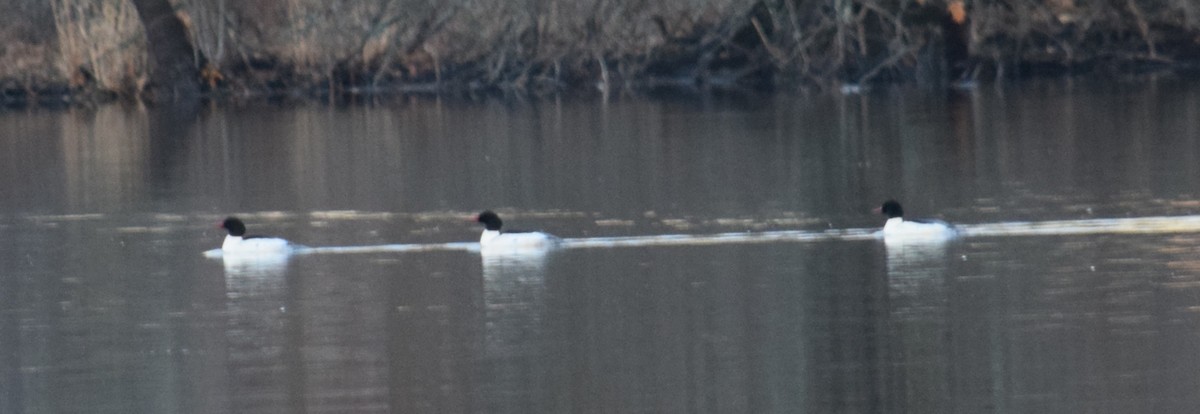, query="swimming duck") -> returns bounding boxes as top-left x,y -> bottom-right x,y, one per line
218,216 -> 299,254
473,211 -> 560,252
876,200 -> 957,241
